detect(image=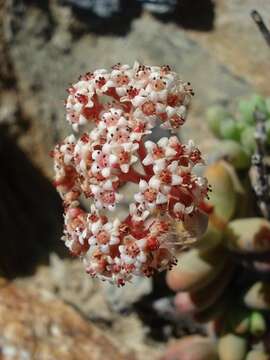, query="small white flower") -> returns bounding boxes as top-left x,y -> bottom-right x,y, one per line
91,149 -> 118,178
174,202 -> 194,216
129,203 -> 150,222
